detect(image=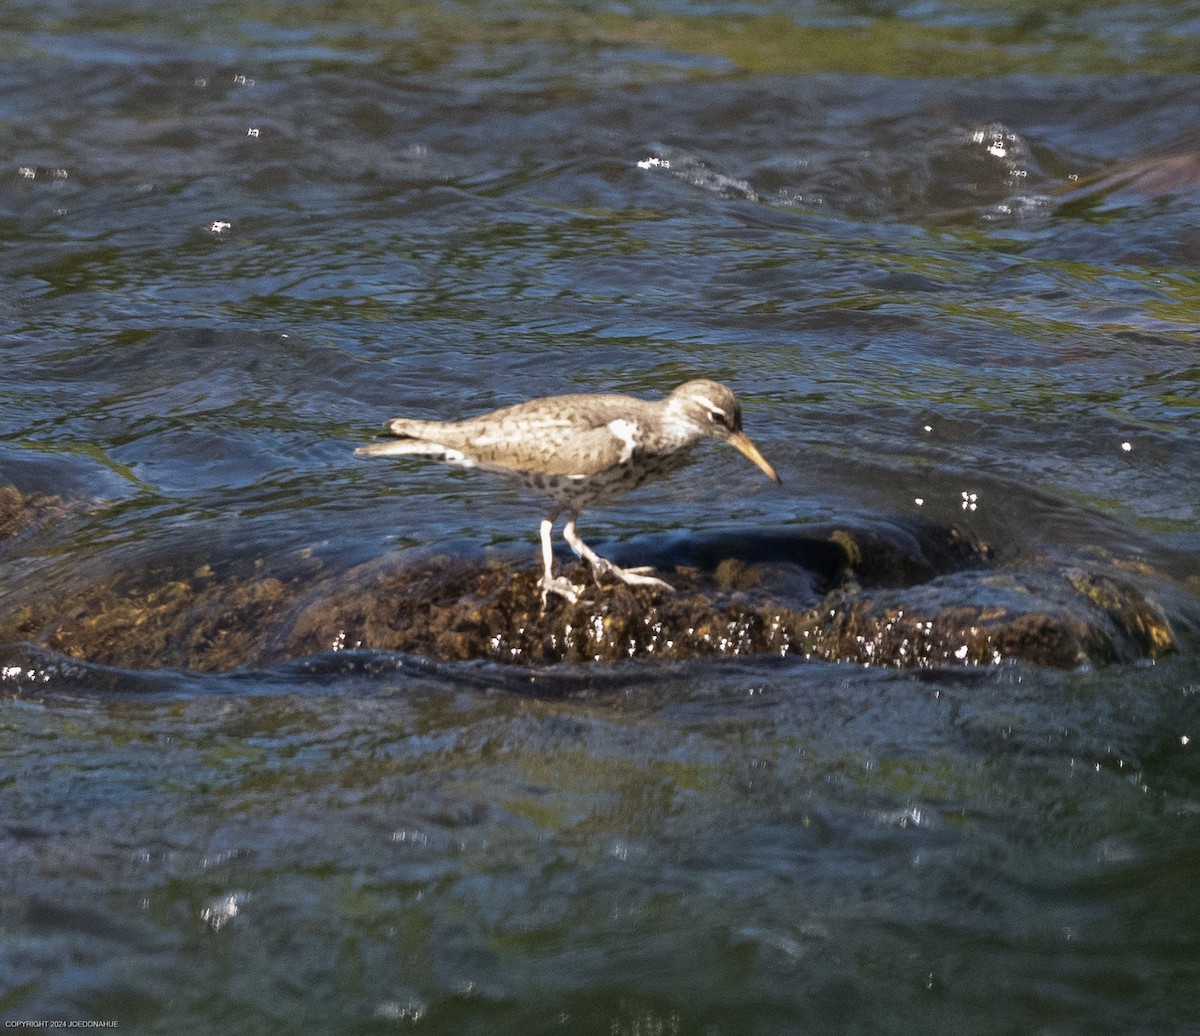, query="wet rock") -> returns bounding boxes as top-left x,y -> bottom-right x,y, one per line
801,562 -> 1185,669
284,559 -> 794,665
0,485 -> 64,545
246,526 -> 1188,668
277,519 -> 1001,667
1055,130 -> 1200,206
0,498 -> 1192,673
802,593 -> 1117,669
7,563 -> 300,672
